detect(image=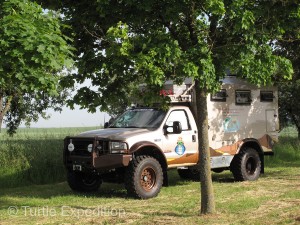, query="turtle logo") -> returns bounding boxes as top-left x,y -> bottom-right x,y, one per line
223,117 -> 240,133
175,137 -> 186,155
